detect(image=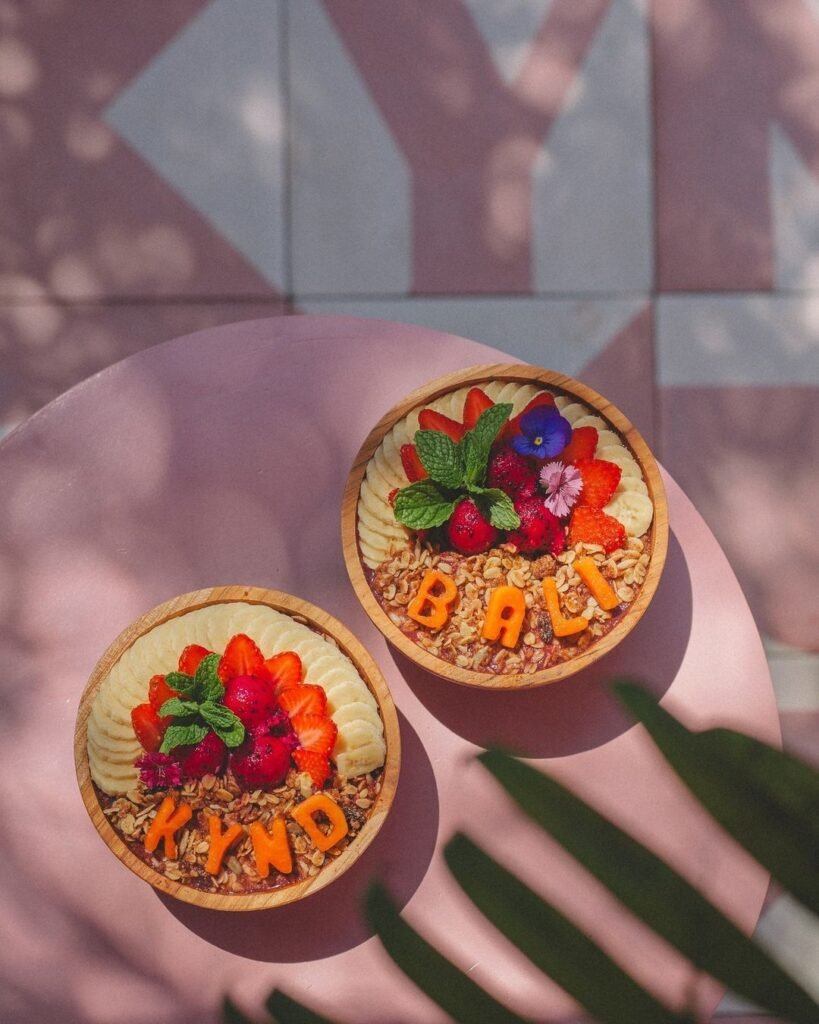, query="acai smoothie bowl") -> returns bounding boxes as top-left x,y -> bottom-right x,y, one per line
342,365 -> 668,690
74,586 -> 400,910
